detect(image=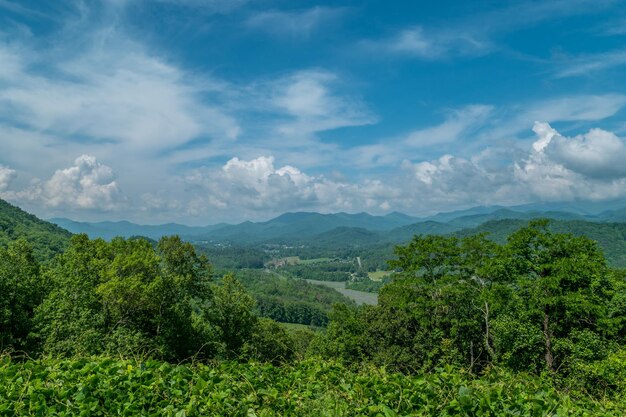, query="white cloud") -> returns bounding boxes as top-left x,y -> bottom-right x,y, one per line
351,104 -> 493,168
395,122 -> 626,211
401,154 -> 517,209
554,50 -> 626,78
184,156 -> 395,218
0,36 -> 239,154
5,121 -> 623,221
246,7 -> 345,38
140,192 -> 182,213
269,70 -> 375,137
363,0 -> 612,61
524,94 -> 626,122
377,26 -> 491,59
404,105 -> 493,147
0,165 -> 16,191
151,0 -> 250,13
9,155 -> 124,211
543,124 -> 626,179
